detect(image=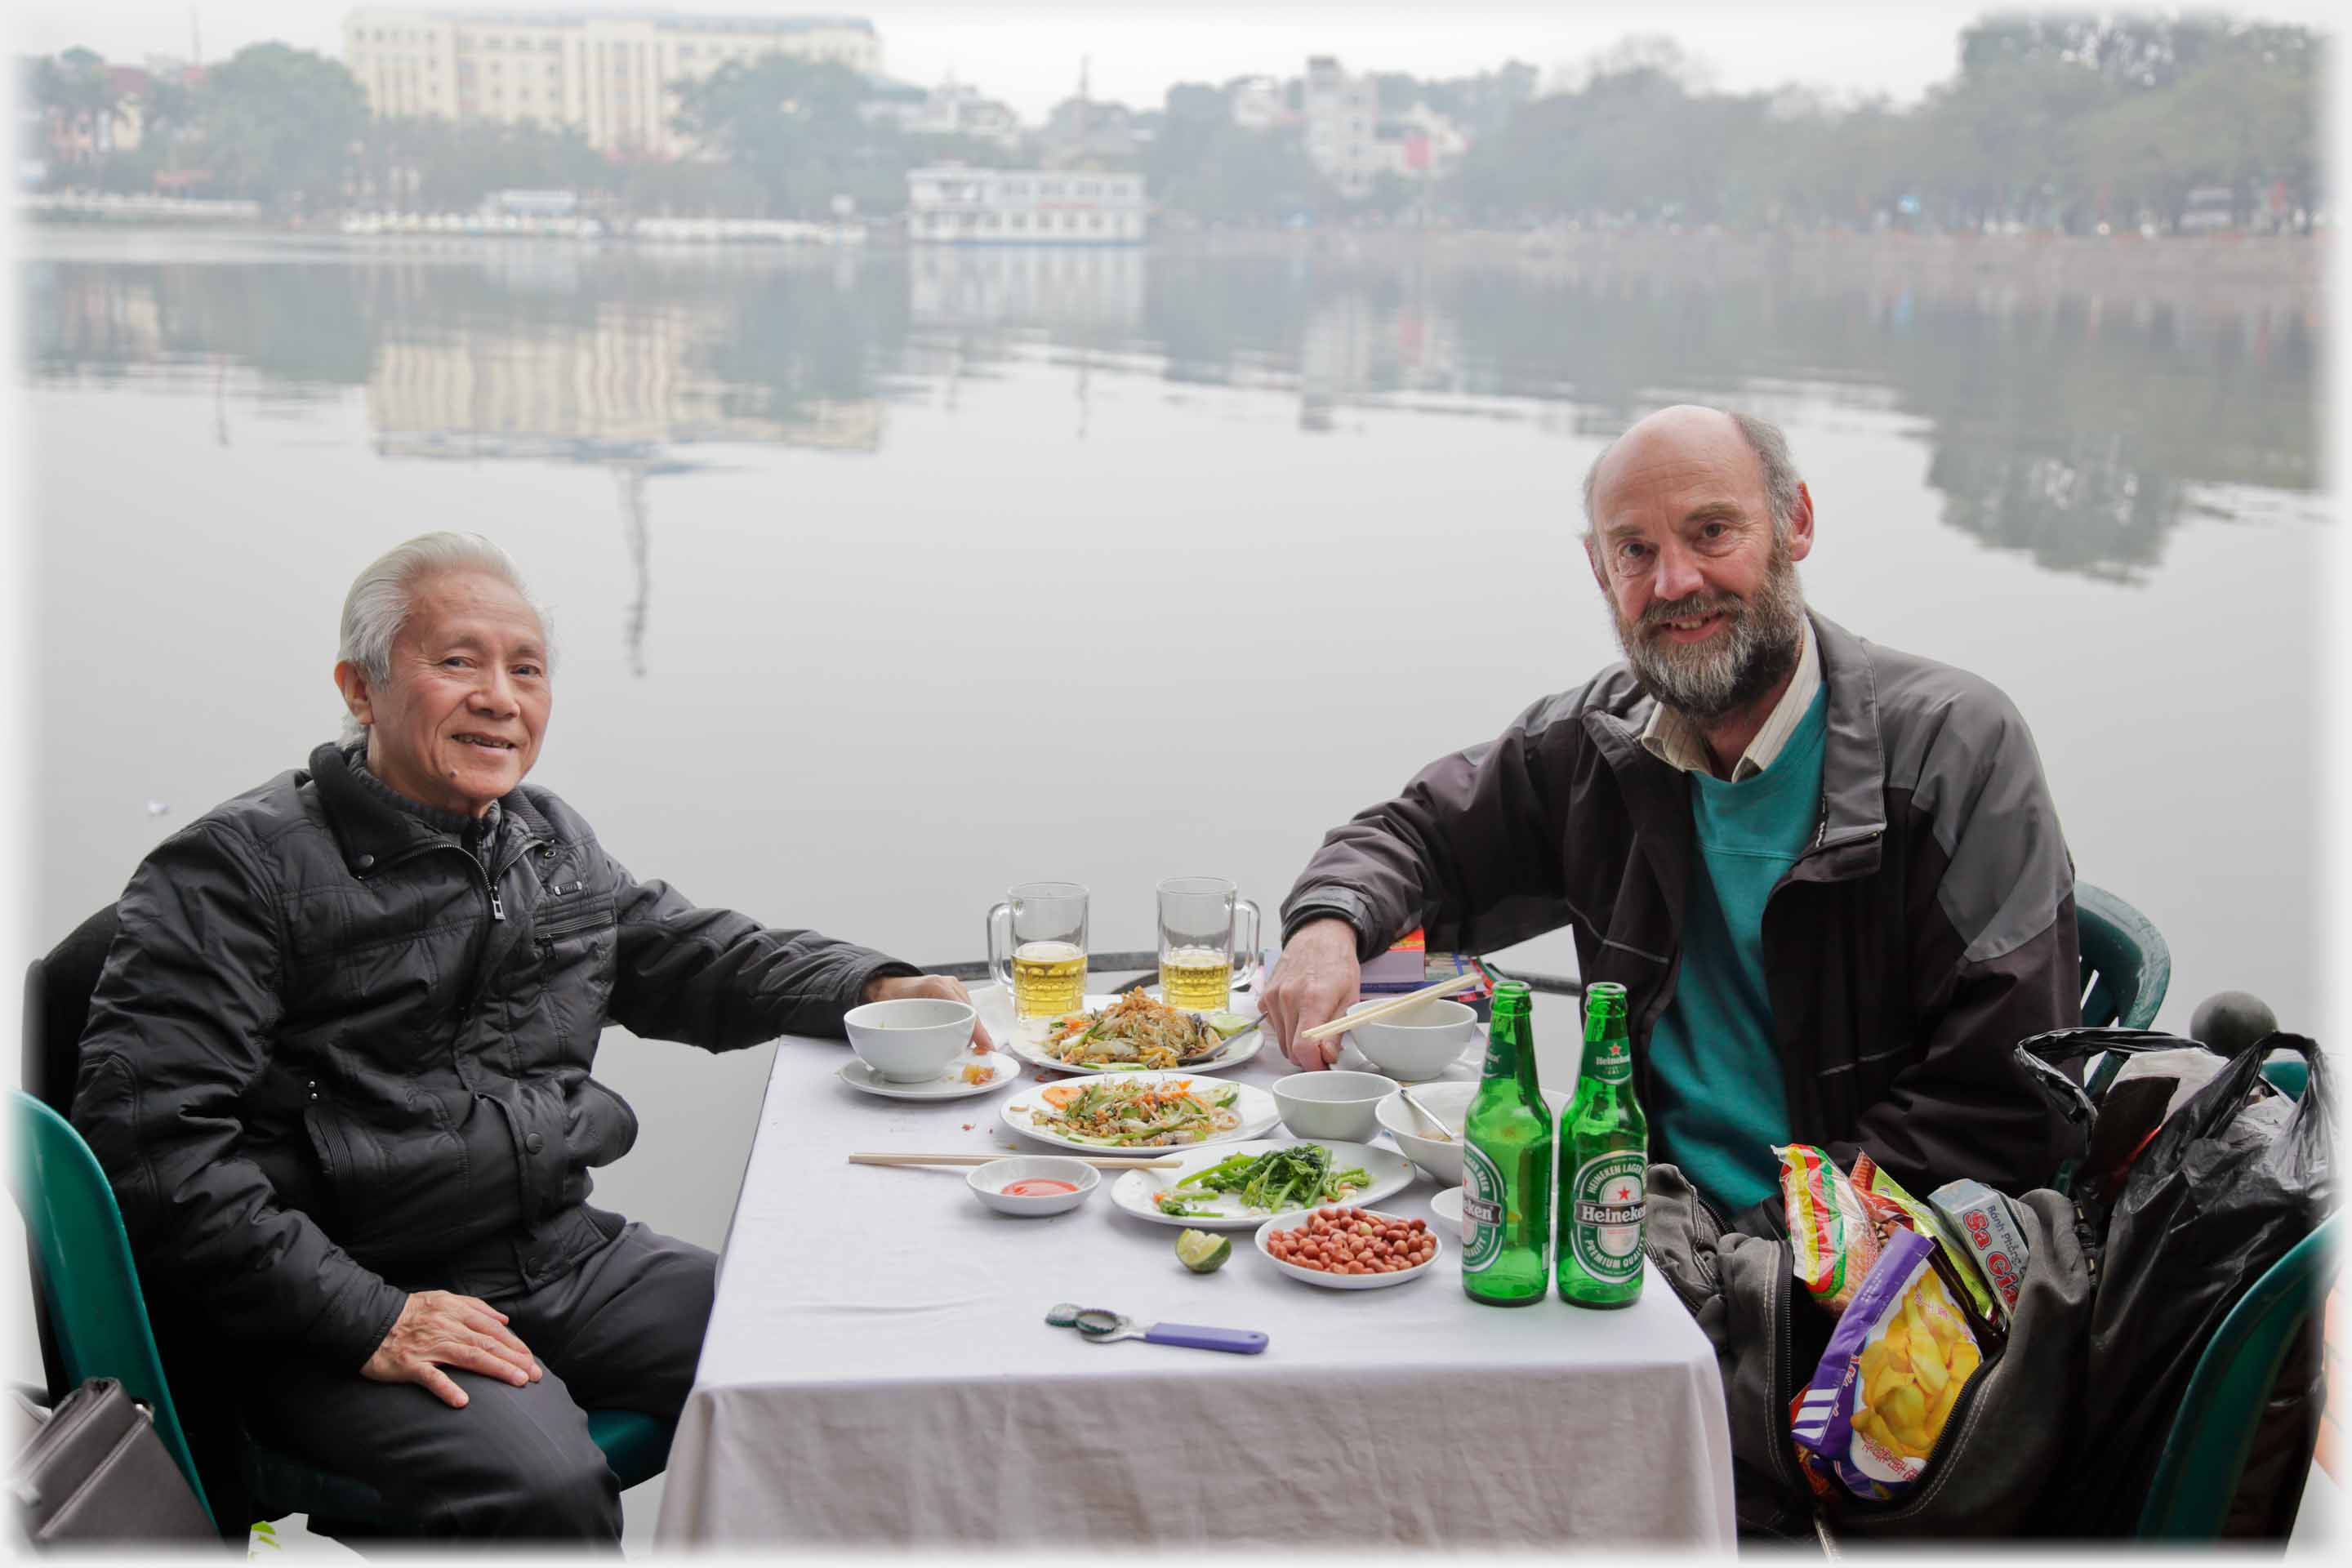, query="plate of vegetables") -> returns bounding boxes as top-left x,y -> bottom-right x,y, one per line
1000,1072 -> 1281,1153
1108,1139 -> 1417,1230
